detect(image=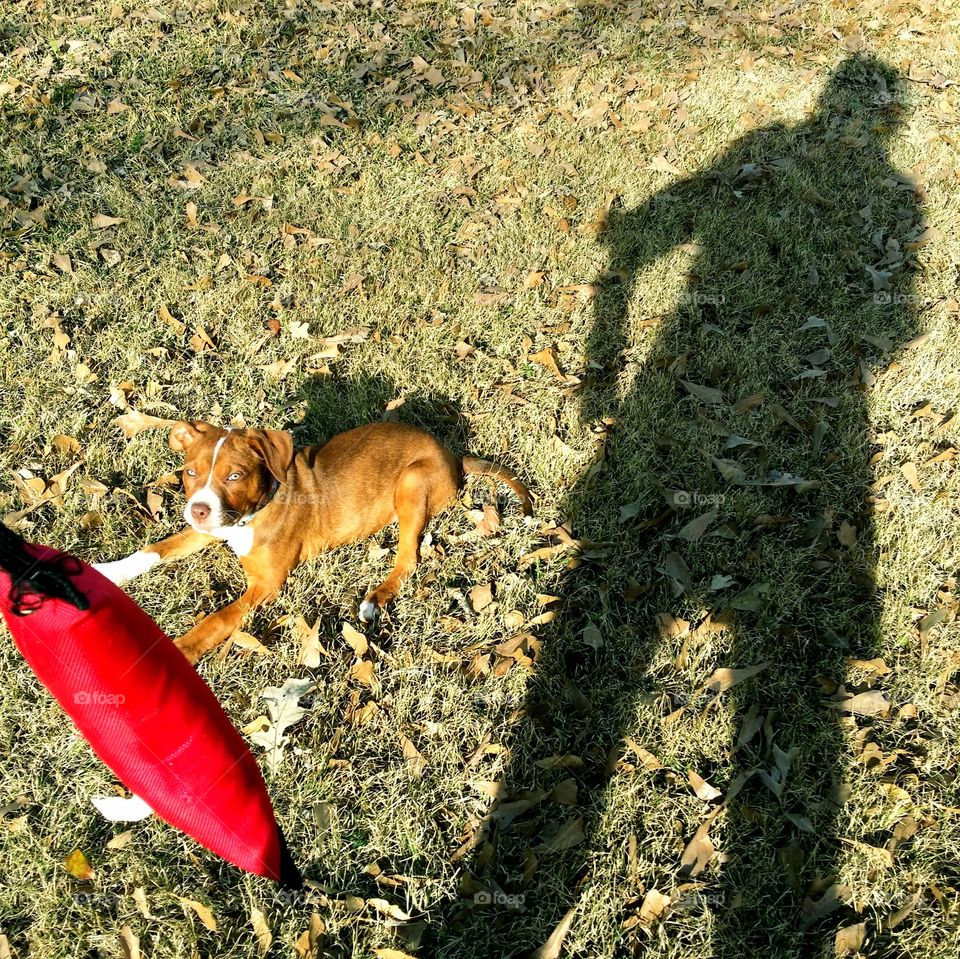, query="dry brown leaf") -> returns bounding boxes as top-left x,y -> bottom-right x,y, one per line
679,820 -> 715,876
119,926 -> 140,959
112,409 -> 178,438
834,921 -> 866,955
470,583 -> 494,612
535,816 -> 585,853
250,906 -> 272,954
342,622 -> 369,657
530,906 -> 576,959
231,630 -> 270,654
294,914 -> 326,958
401,735 -> 427,778
528,347 -> 577,384
704,662 -> 770,693
295,617 -> 325,667
180,897 -> 217,931
624,737 -> 663,771
830,689 -> 891,717
688,770 -> 722,802
92,213 -> 126,229
900,461 -> 921,493
51,434 -> 81,455
885,891 -> 921,930
106,830 -> 133,850
350,659 -> 376,687
190,325 -> 216,352
637,888 -> 671,926
133,886 -> 151,919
